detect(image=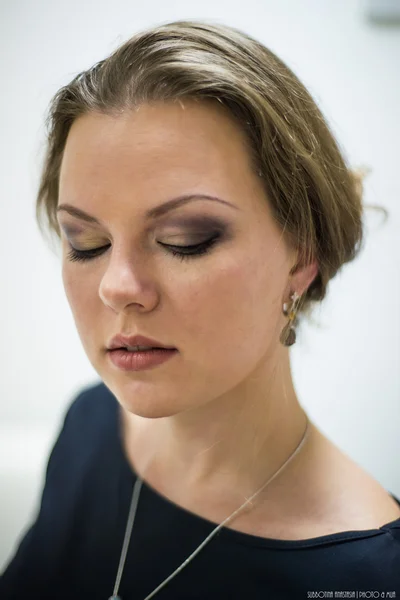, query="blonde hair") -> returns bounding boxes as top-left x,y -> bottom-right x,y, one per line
35,19 -> 387,326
